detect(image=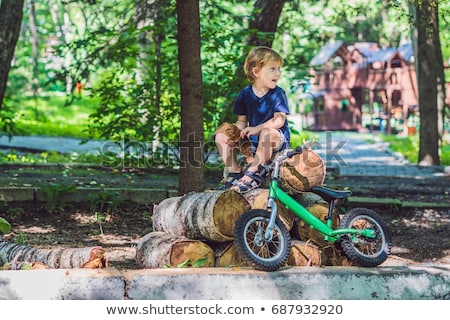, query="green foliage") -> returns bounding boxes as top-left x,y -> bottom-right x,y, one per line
164,257 -> 208,269
0,217 -> 11,234
88,189 -> 122,215
14,232 -> 25,245
88,72 -> 162,142
38,182 -> 77,214
0,102 -> 19,138
88,189 -> 122,234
